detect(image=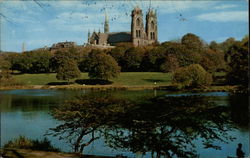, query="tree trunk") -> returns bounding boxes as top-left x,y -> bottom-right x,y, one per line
74,130 -> 85,153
